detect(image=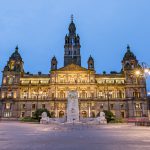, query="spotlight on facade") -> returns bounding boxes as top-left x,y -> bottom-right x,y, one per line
135,70 -> 141,76
144,68 -> 149,73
